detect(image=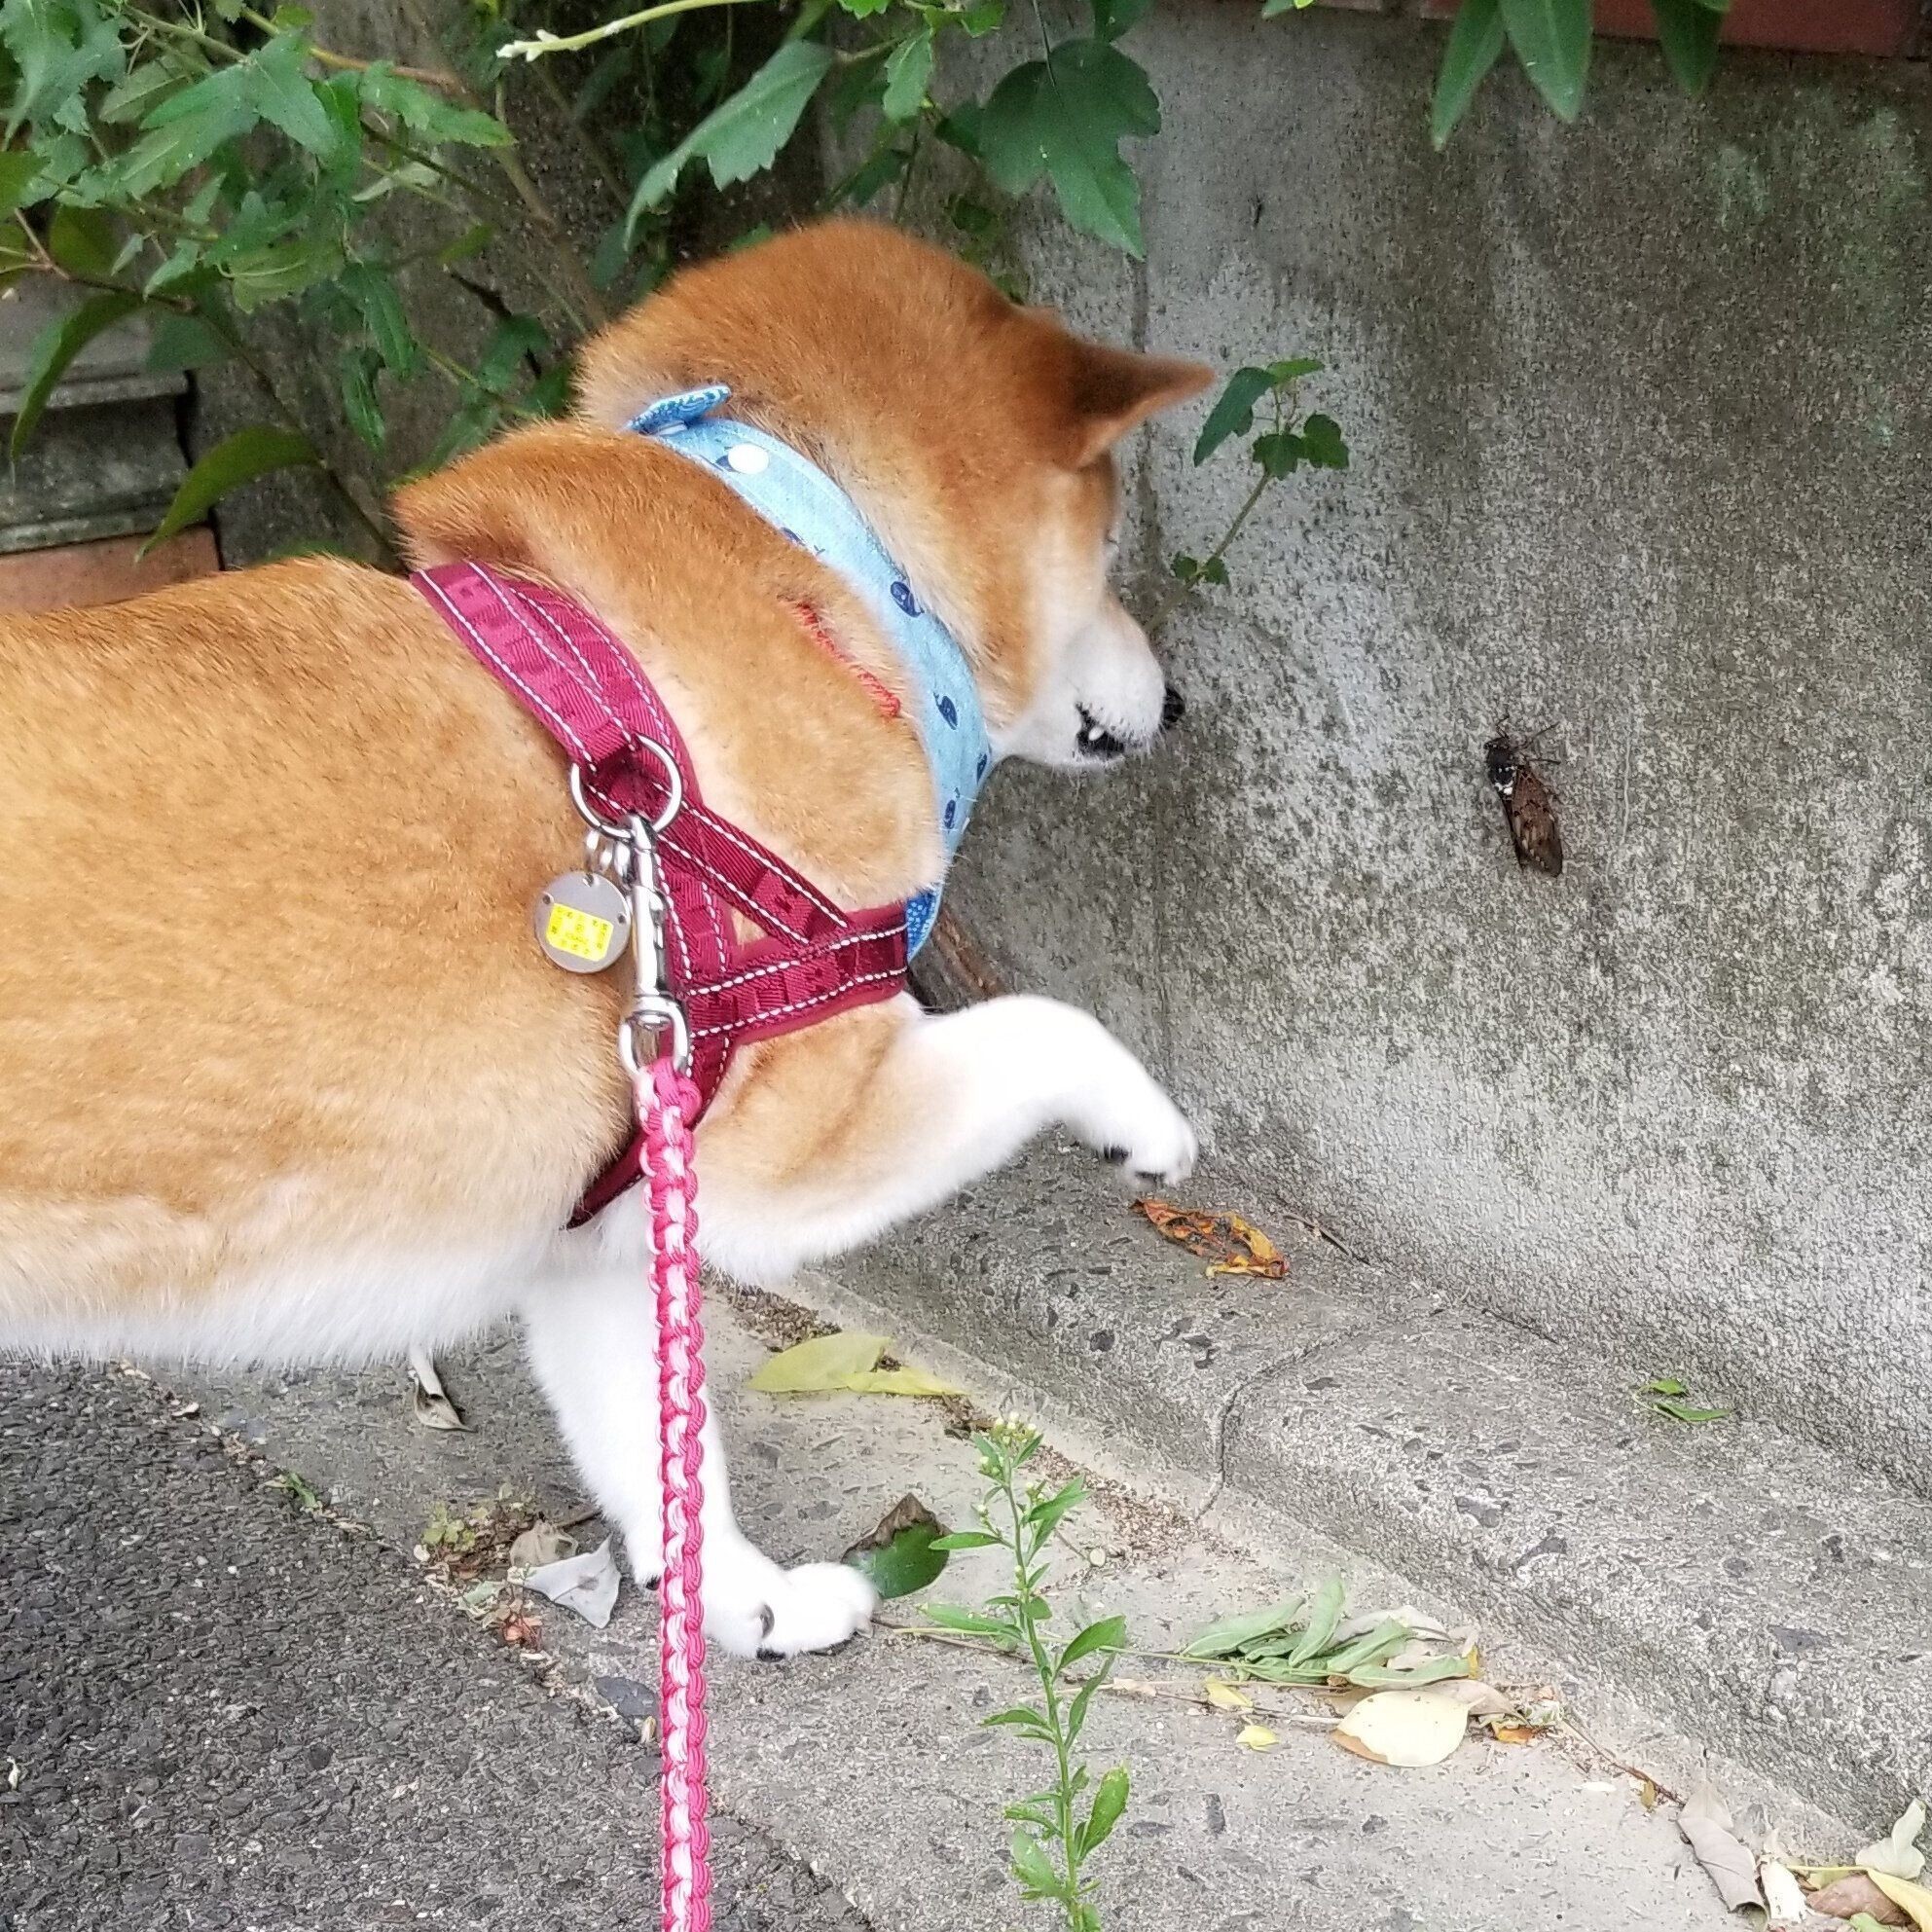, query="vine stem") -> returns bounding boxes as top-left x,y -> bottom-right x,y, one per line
235,6 -> 463,89
1145,392 -> 1286,637
499,0 -> 769,63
